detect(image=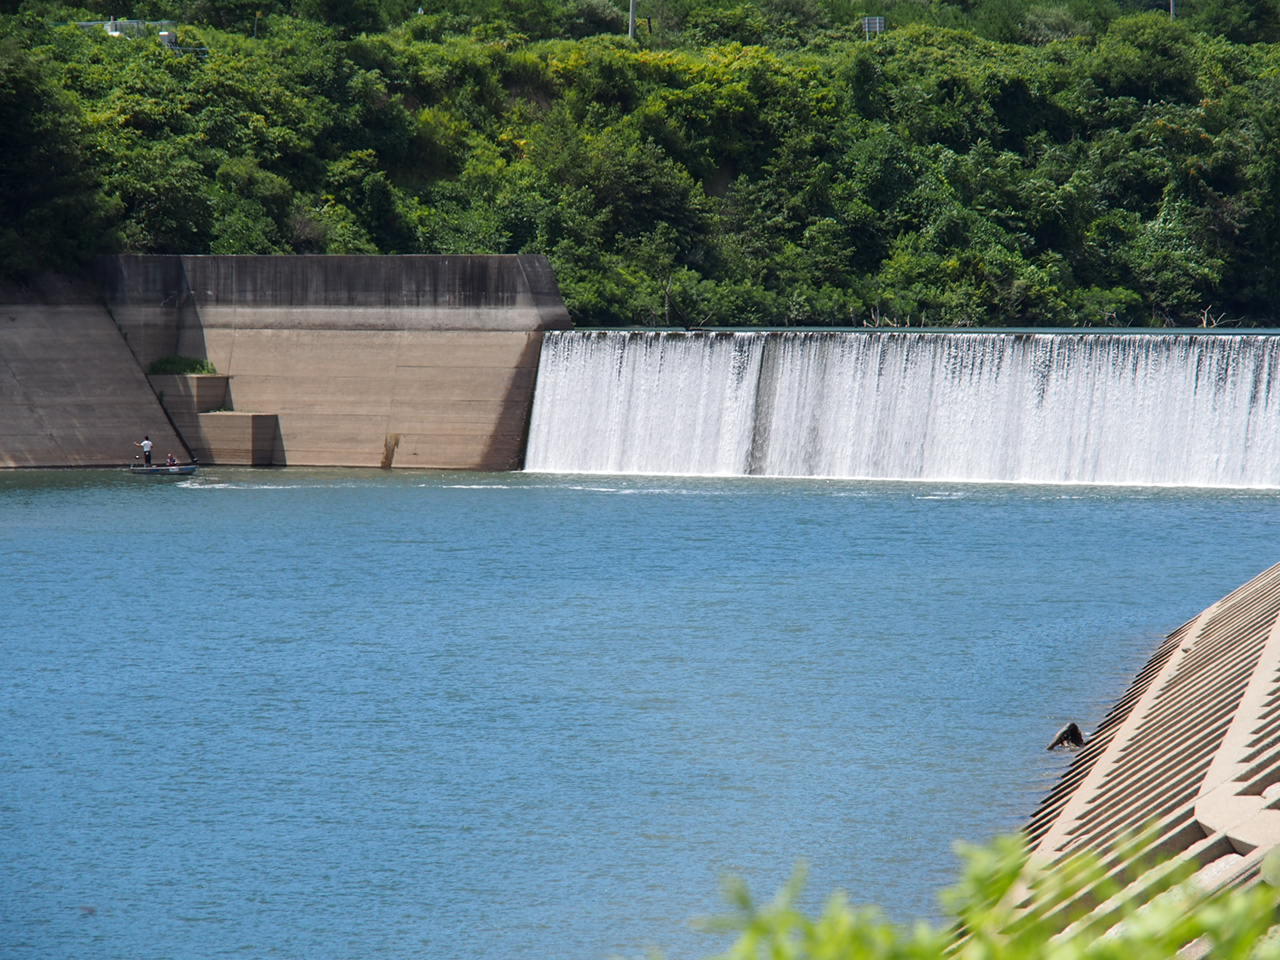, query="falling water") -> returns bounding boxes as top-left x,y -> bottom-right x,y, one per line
524,330 -> 1280,487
